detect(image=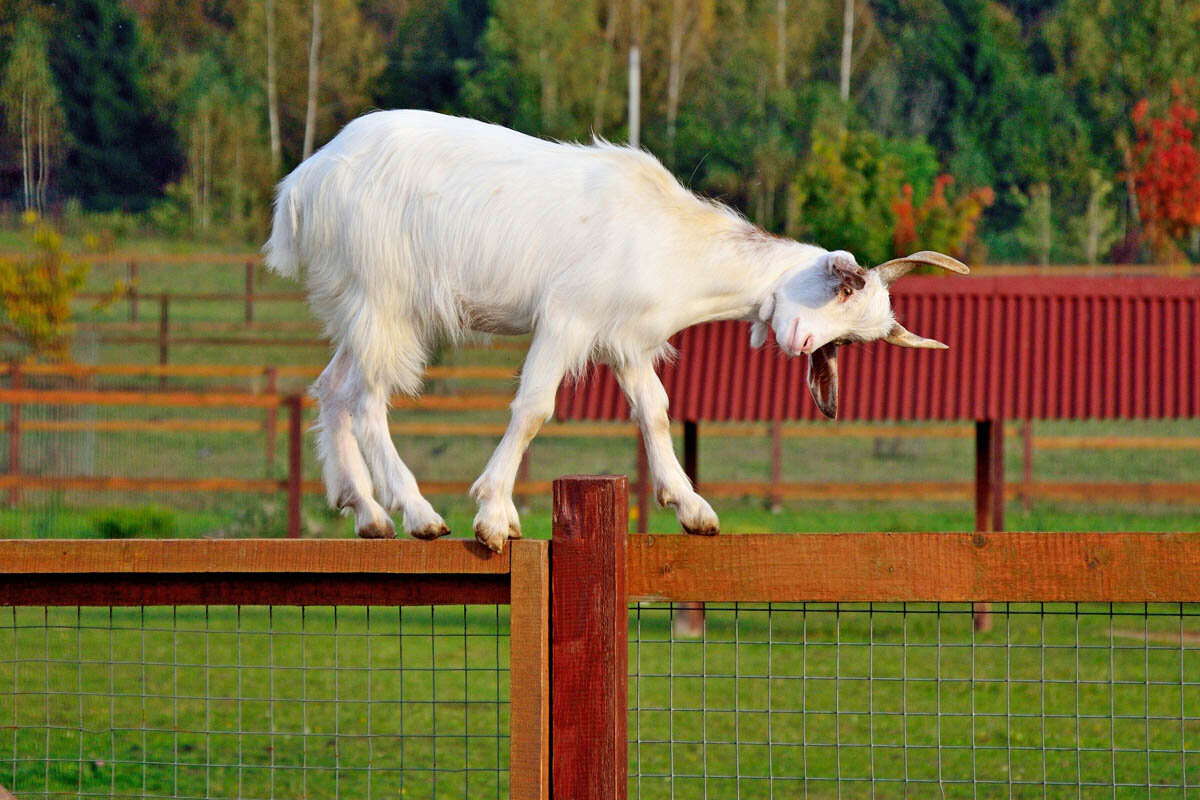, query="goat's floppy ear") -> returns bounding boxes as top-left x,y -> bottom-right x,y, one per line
827,252 -> 867,291
749,293 -> 776,349
806,342 -> 839,419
